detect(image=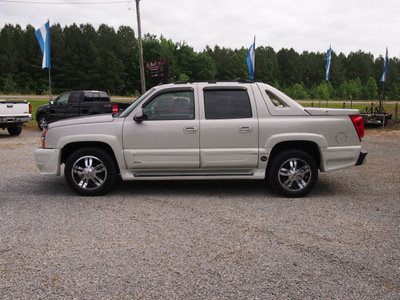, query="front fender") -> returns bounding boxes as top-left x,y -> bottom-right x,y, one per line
56,134 -> 126,170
